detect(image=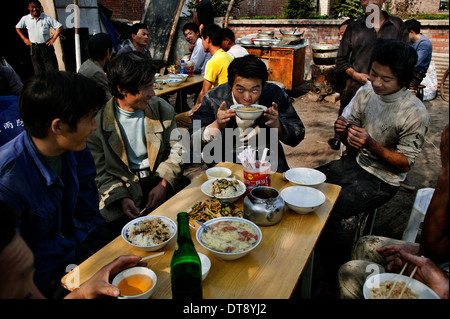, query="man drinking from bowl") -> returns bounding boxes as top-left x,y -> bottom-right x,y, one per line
190,55 -> 305,172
